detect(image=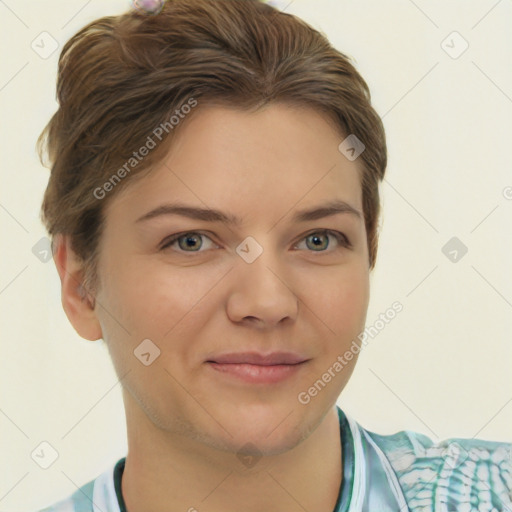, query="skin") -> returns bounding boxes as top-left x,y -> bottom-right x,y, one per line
55,103 -> 371,512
